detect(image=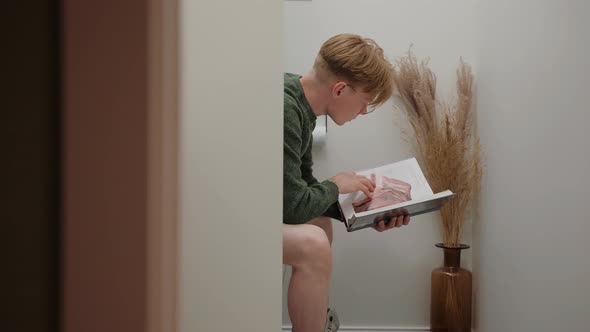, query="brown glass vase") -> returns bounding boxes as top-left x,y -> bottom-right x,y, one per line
430,243 -> 472,332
